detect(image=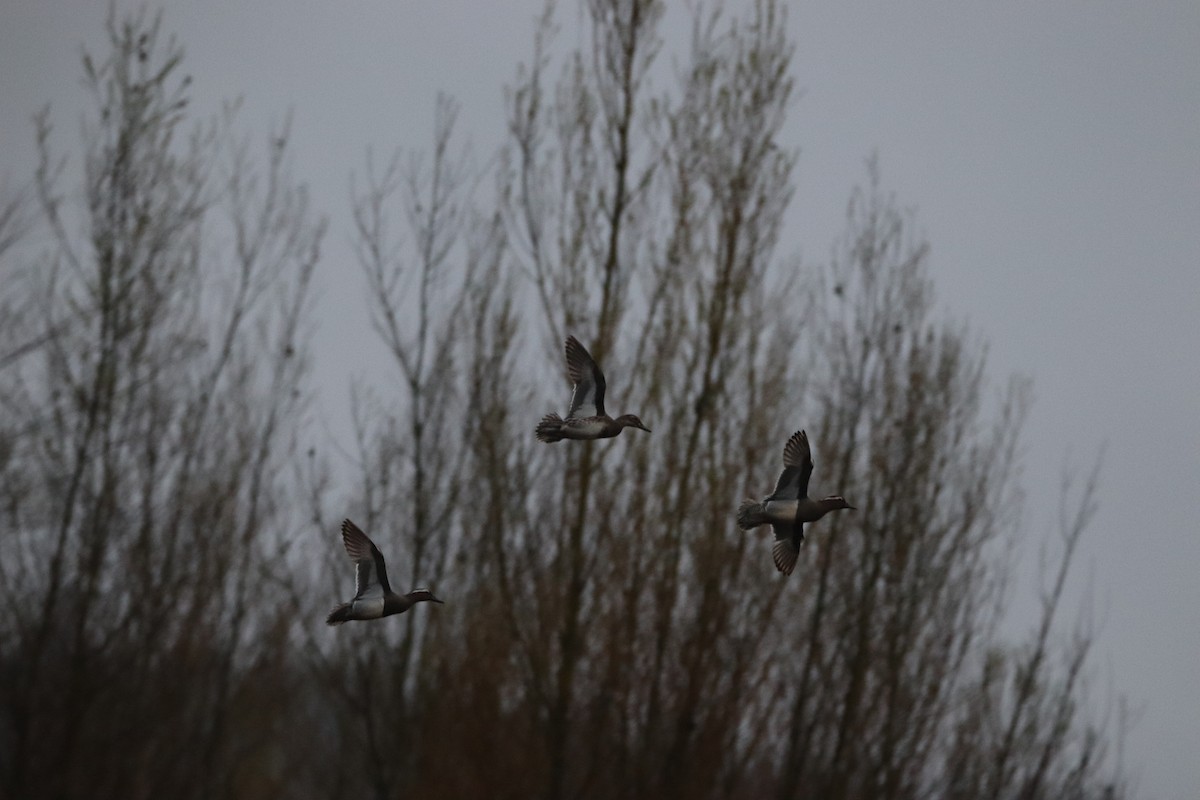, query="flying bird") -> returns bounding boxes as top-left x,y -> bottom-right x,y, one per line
535,335 -> 651,442
737,430 -> 855,576
326,519 -> 443,625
